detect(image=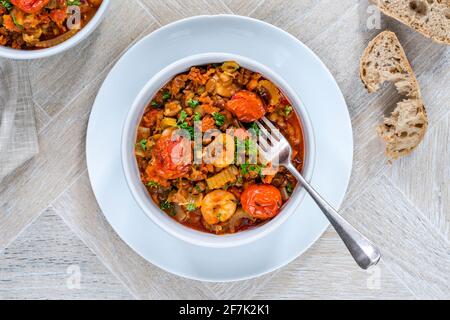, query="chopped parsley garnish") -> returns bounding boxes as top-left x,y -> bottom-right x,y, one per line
188,99 -> 200,108
235,137 -> 258,165
253,164 -> 266,177
193,112 -> 202,122
162,91 -> 171,101
240,163 -> 249,175
151,101 -> 161,108
160,200 -> 172,211
246,139 -> 257,157
0,0 -> 12,11
147,181 -> 159,188
178,122 -> 195,139
212,112 -> 225,126
235,138 -> 245,151
178,110 -> 188,124
240,163 -> 266,177
139,139 -> 148,151
249,122 -> 260,136
179,123 -> 194,139
286,183 -> 294,195
186,202 -> 197,212
284,105 -> 293,117
177,111 -> 194,139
